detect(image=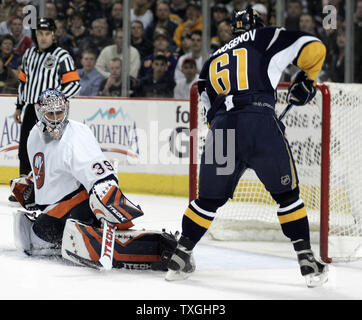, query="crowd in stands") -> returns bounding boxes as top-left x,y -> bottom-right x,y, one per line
0,0 -> 361,97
